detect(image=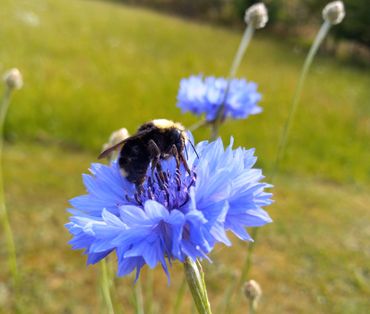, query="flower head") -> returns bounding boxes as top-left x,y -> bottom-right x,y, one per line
243,279 -> 262,310
245,3 -> 268,29
322,1 -> 345,25
177,75 -> 262,122
105,128 -> 129,147
102,128 -> 130,160
66,136 -> 272,280
3,68 -> 23,90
